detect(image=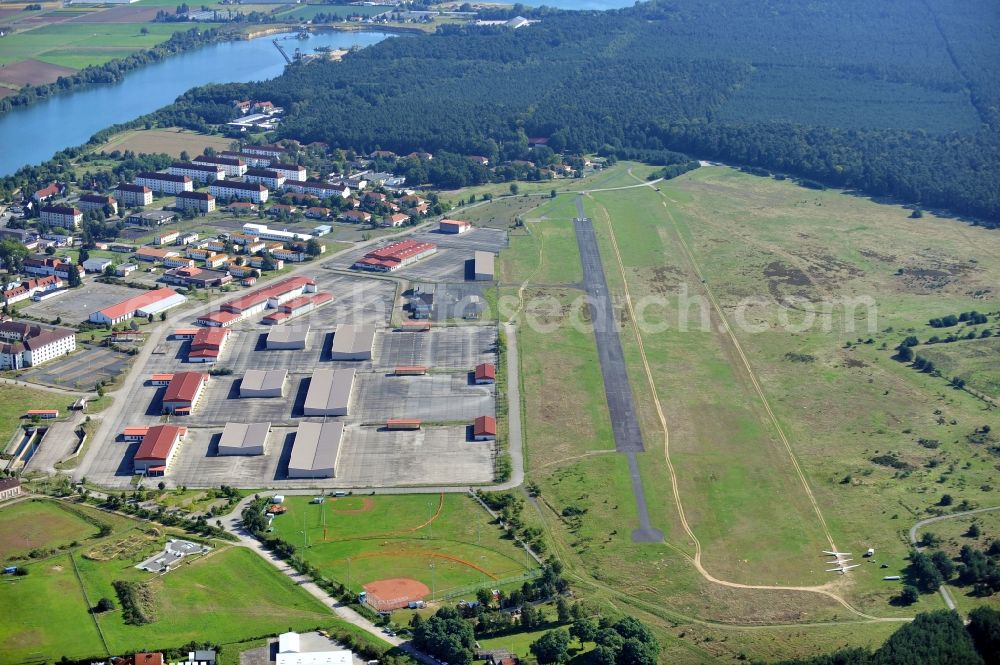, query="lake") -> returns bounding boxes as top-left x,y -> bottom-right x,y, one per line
0,30 -> 391,176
